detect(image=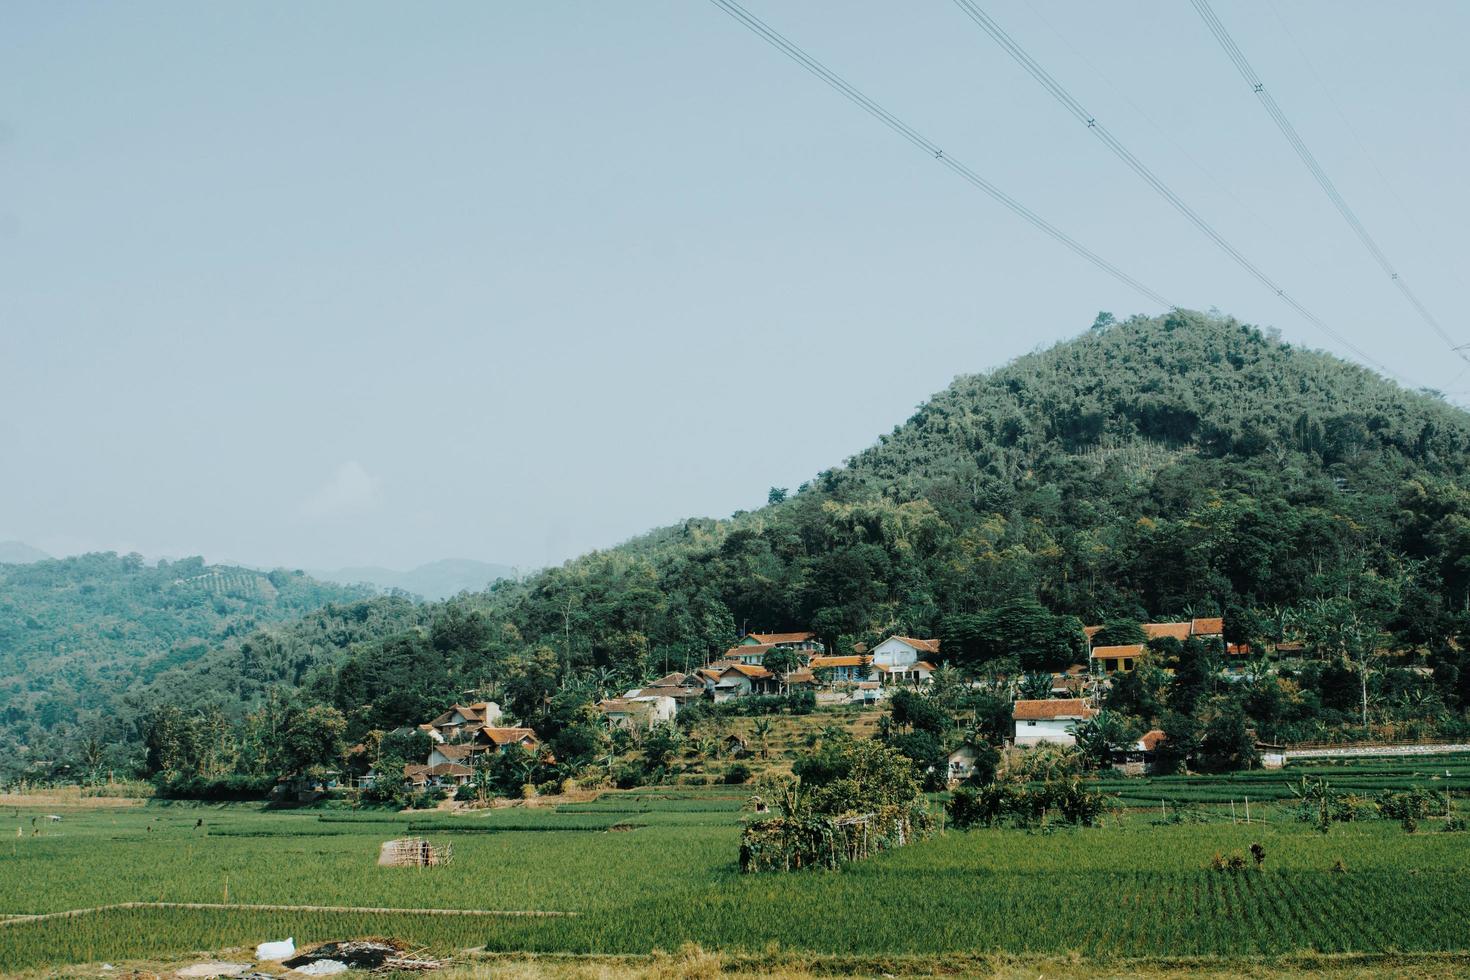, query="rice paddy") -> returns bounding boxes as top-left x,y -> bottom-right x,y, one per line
2,759 -> 1468,973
